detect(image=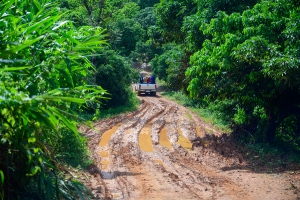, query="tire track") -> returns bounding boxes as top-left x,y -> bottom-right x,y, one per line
83,95 -> 295,200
